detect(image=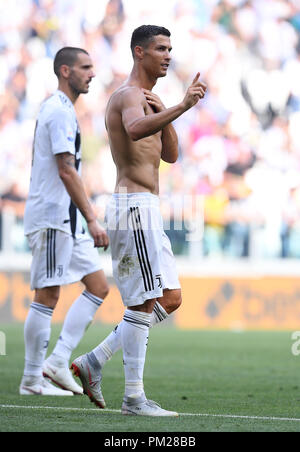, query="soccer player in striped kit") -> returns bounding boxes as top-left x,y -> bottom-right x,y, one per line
71,25 -> 206,415
20,47 -> 110,396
